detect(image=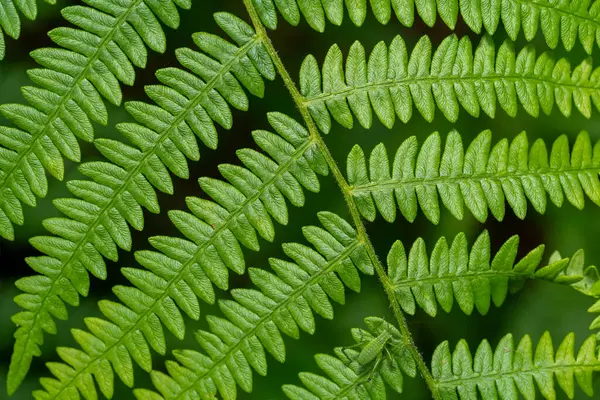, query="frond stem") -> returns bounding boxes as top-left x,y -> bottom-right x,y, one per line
242,1 -> 441,398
